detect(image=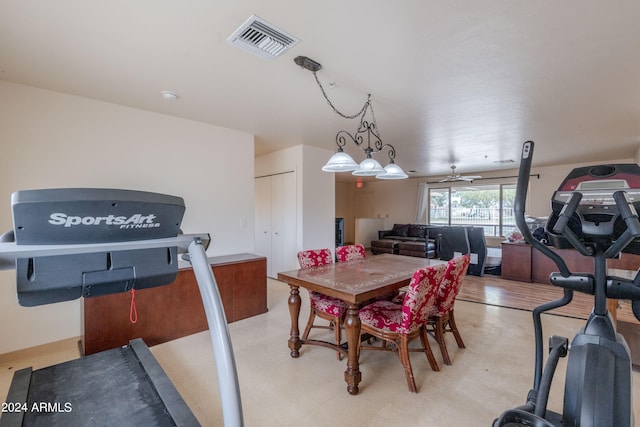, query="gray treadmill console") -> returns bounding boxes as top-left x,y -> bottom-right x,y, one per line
12,188 -> 185,244
9,188 -> 186,306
